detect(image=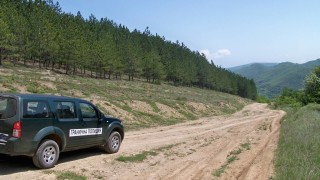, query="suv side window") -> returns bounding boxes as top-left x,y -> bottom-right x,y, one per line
23,101 -> 53,118
55,101 -> 77,121
80,103 -> 98,121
